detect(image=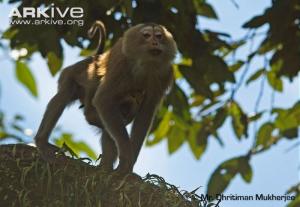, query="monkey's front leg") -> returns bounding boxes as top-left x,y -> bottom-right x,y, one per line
93,92 -> 134,174
130,98 -> 158,165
